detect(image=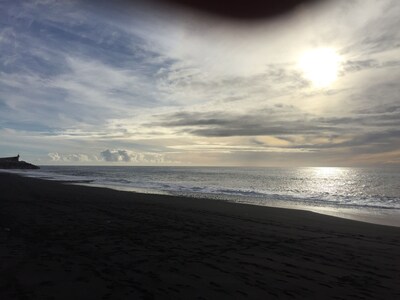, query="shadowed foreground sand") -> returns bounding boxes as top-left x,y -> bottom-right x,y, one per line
1,173 -> 399,299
